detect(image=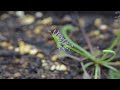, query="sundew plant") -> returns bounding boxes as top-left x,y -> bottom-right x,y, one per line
49,29 -> 73,52
50,25 -> 120,79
